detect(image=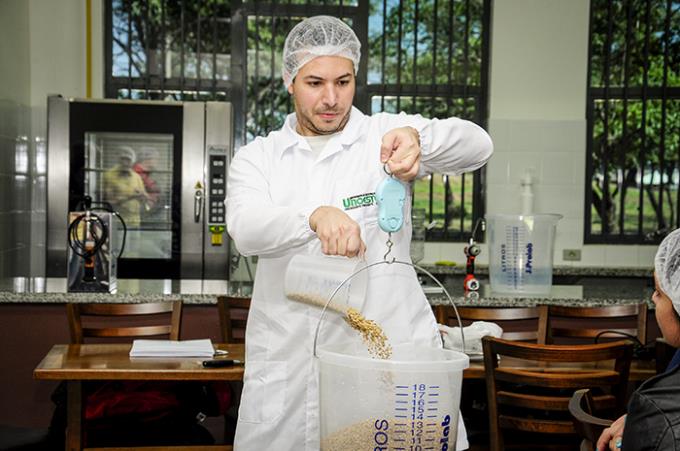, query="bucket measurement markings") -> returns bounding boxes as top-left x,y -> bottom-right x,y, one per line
390,384 -> 447,450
